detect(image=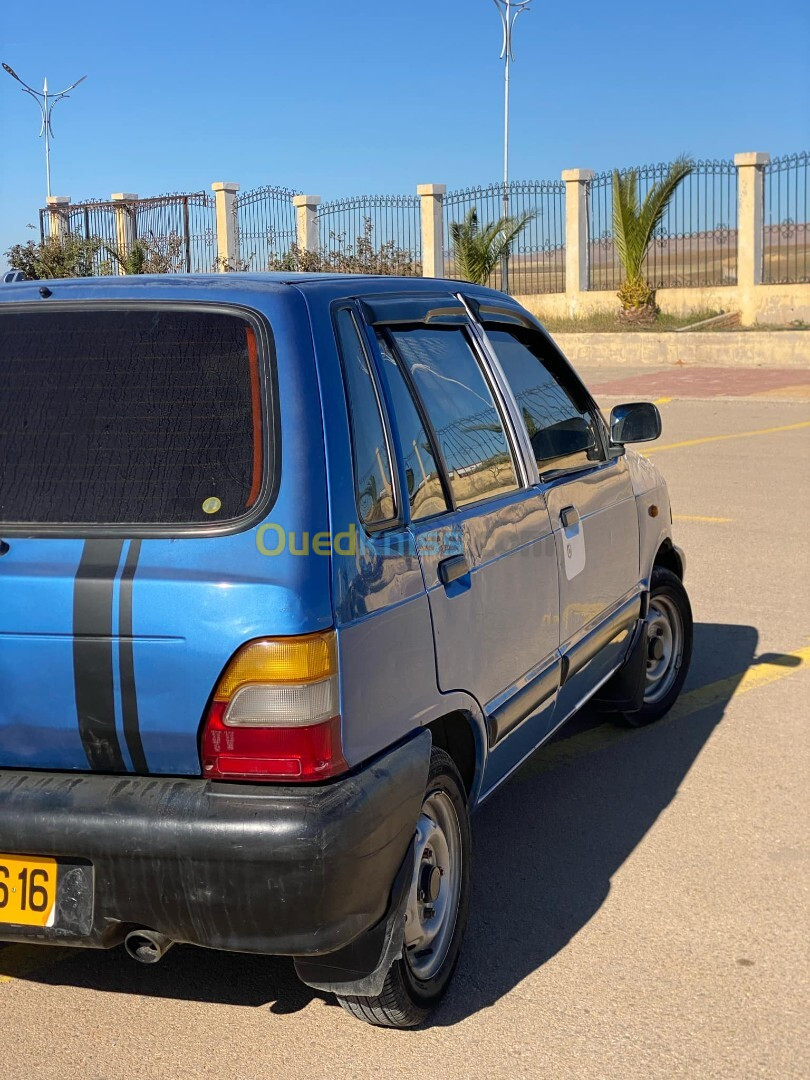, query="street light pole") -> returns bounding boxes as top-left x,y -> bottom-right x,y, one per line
492,0 -> 532,293
2,62 -> 87,201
